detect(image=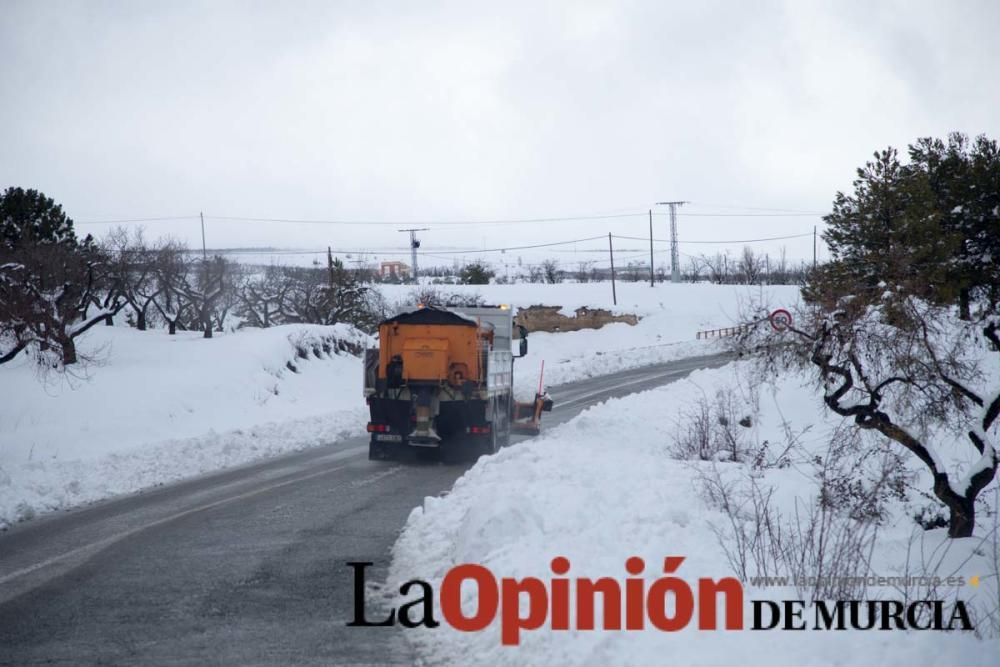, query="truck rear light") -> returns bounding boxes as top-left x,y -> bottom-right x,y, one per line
367,423 -> 390,433
467,425 -> 491,434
